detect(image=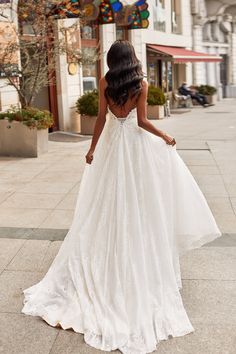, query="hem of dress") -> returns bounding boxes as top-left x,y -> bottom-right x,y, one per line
21,290 -> 195,354
21,310 -> 194,354
177,230 -> 222,257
